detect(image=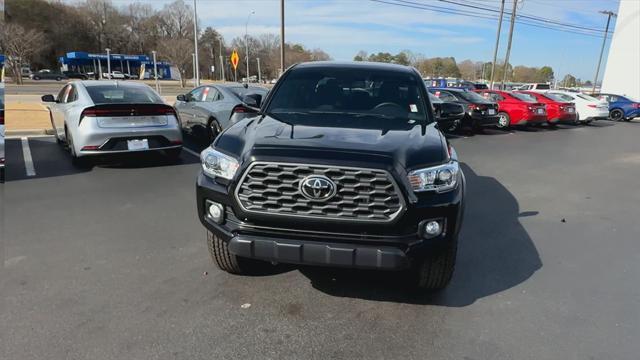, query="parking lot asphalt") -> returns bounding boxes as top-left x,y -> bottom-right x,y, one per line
2,122 -> 639,359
